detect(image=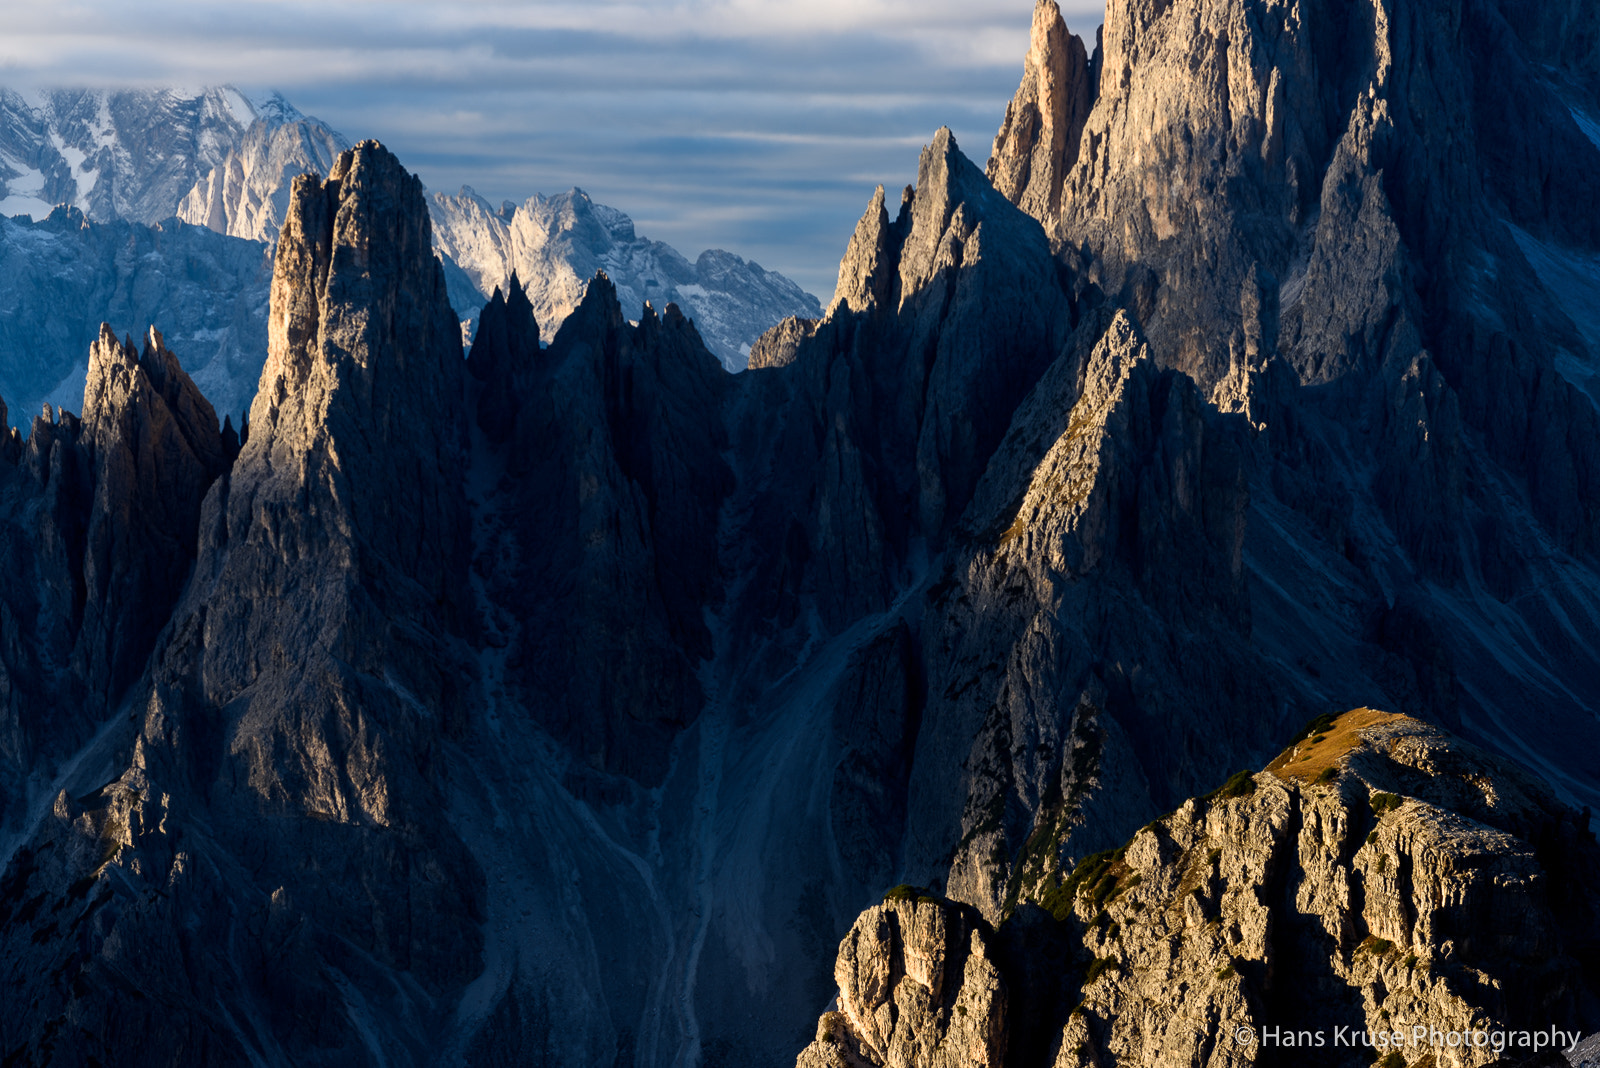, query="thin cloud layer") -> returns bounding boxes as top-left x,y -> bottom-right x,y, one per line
3,0 -> 1106,300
